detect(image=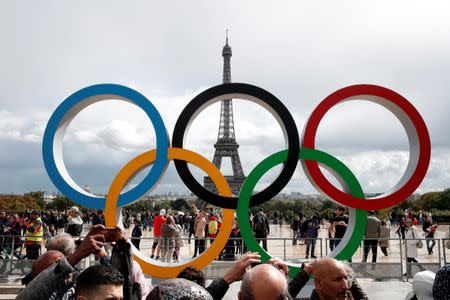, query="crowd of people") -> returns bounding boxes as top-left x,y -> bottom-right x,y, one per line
1,204 -> 450,299
12,221 -> 450,299
0,207 -> 87,260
